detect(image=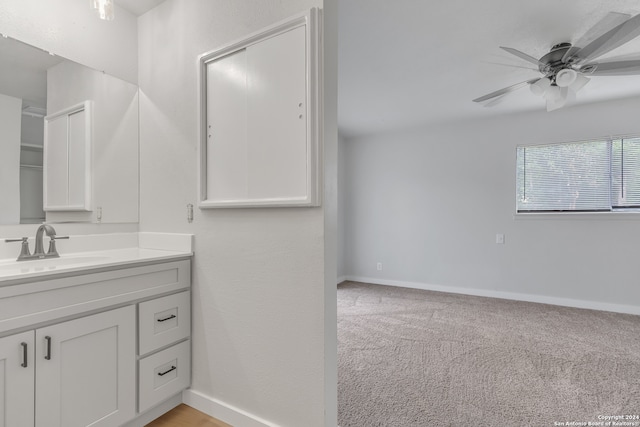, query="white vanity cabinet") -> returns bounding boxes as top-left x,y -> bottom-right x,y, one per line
0,307 -> 135,427
35,306 -> 135,427
0,257 -> 192,427
138,291 -> 191,413
0,331 -> 34,427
